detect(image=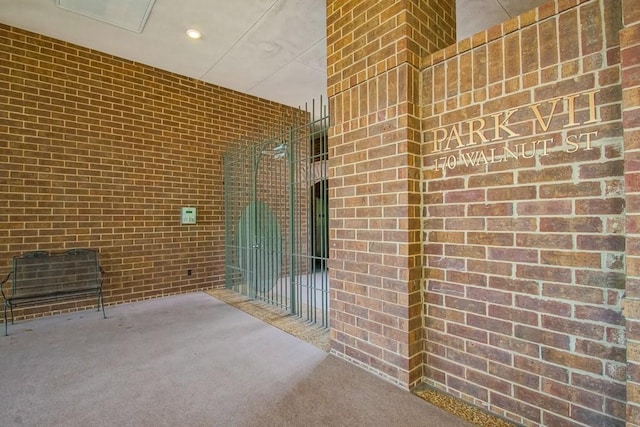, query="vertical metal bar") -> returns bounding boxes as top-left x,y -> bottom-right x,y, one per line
279,121 -> 286,309
322,96 -> 329,327
224,153 -> 230,289
223,99 -> 329,327
289,122 -> 296,315
267,132 -> 273,302
307,100 -> 314,322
